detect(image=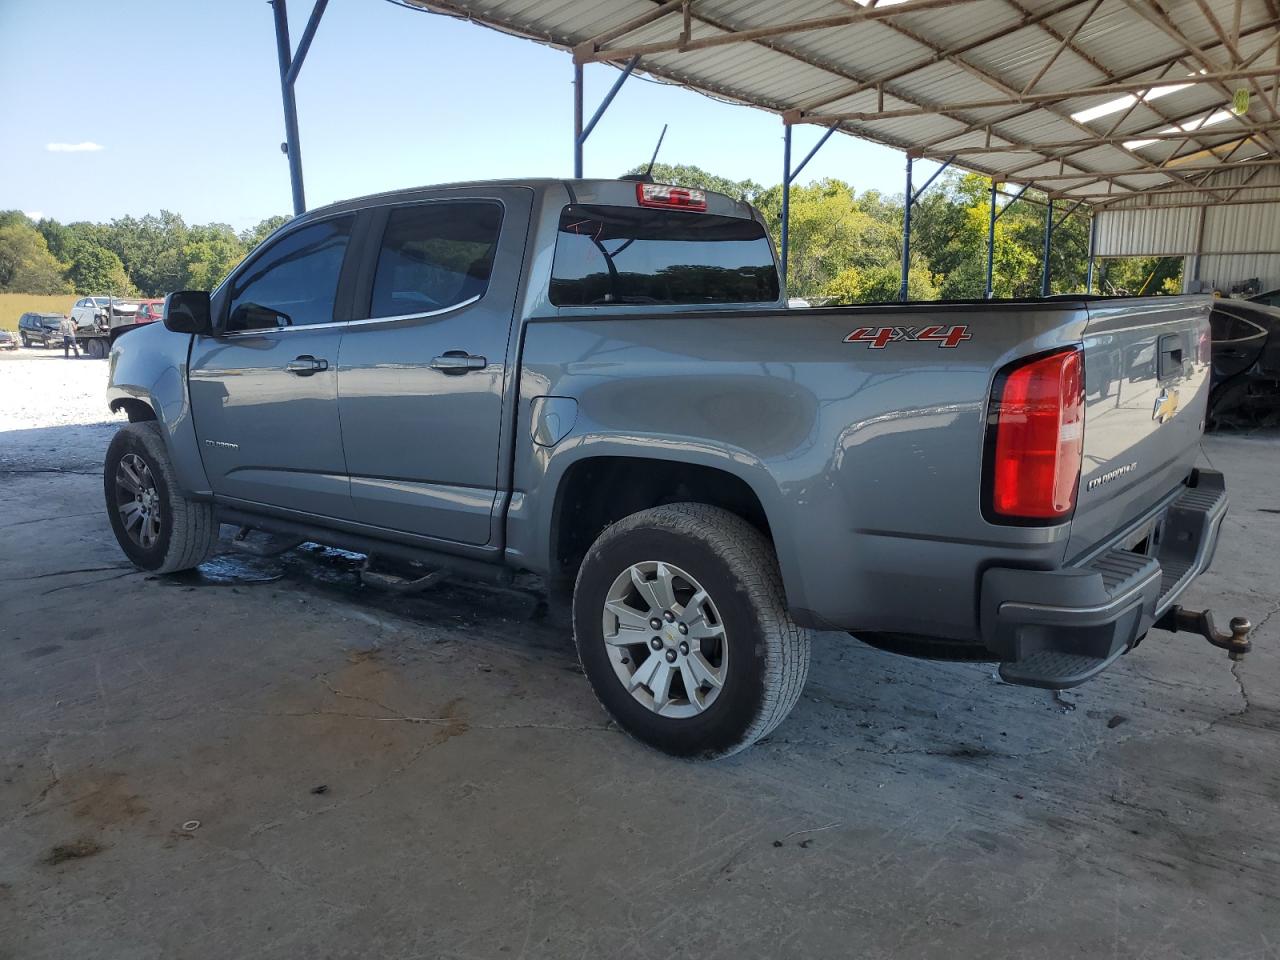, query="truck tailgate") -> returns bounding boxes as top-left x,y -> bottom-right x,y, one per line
1068,295 -> 1213,560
